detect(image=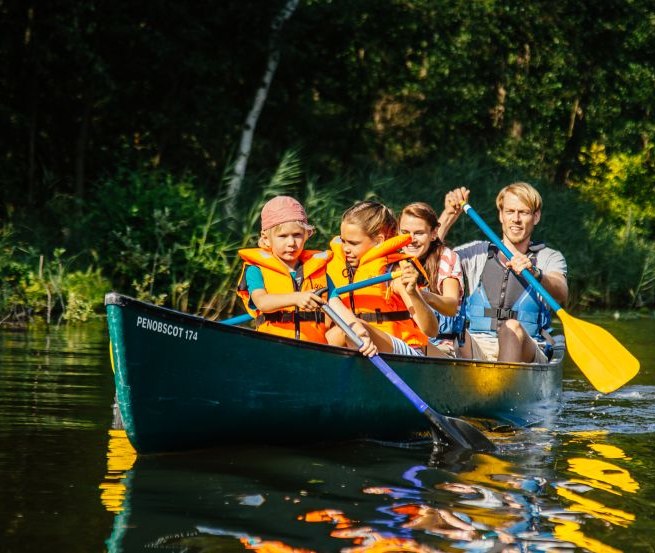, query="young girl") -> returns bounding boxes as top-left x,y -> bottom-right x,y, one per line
237,195 -> 376,356
327,200 -> 443,357
398,202 -> 465,356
